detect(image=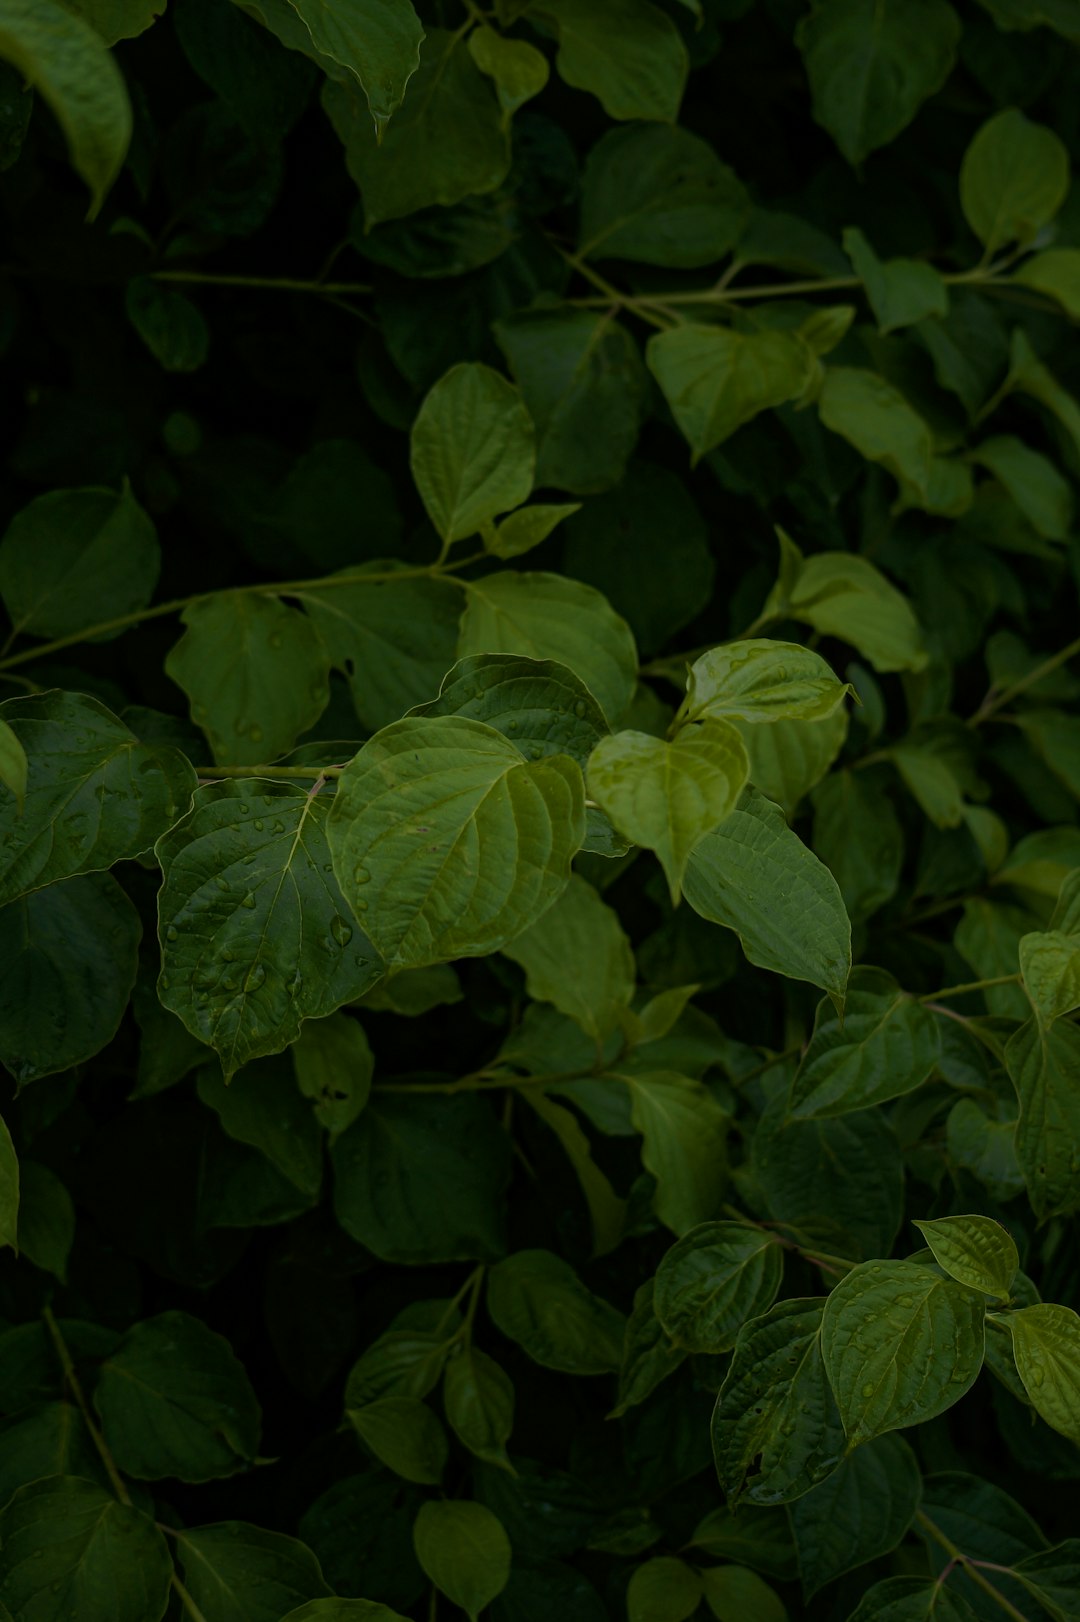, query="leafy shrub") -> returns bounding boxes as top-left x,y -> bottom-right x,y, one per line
1,1 -> 1080,1619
